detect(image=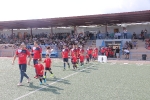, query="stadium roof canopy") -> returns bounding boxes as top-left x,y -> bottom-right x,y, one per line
0,10 -> 150,29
